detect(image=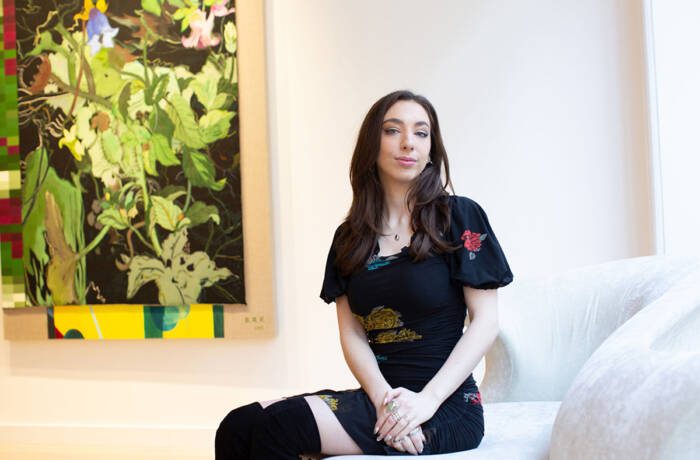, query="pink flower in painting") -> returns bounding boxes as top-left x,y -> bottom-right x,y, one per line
181,9 -> 221,49
211,0 -> 235,17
